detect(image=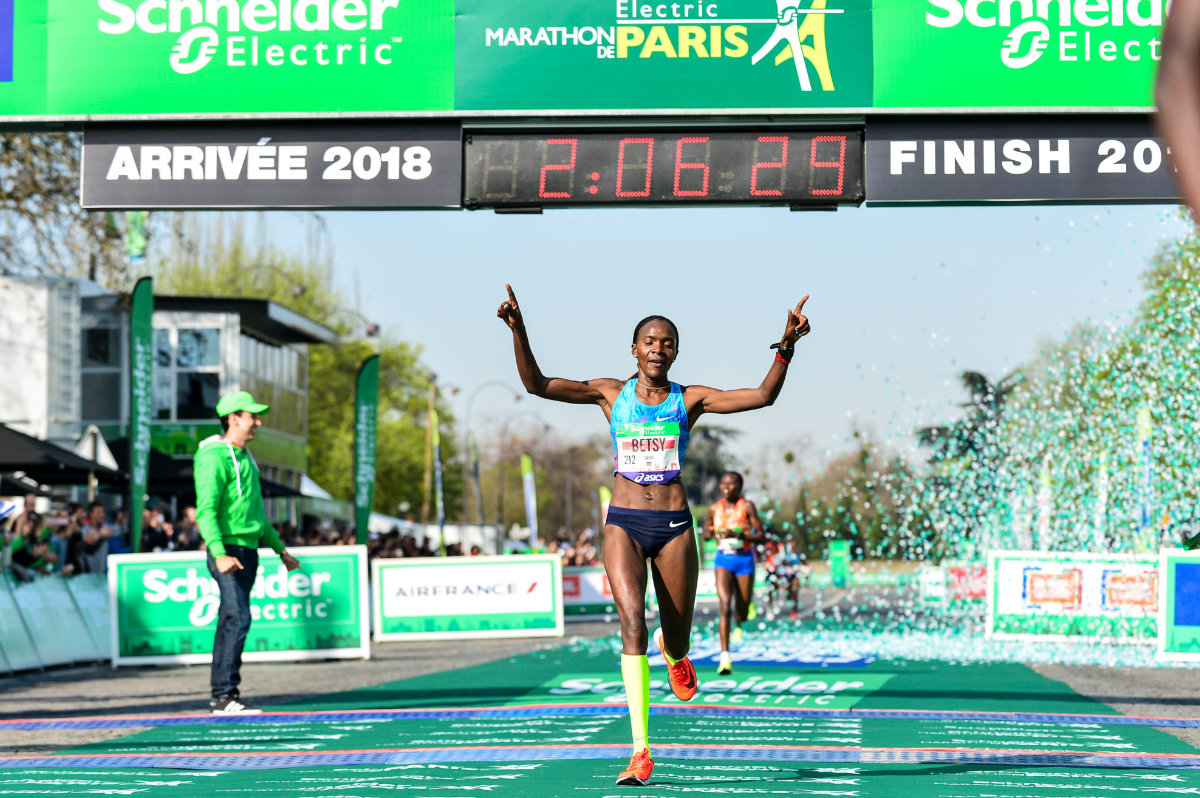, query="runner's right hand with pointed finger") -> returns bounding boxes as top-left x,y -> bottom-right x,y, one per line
497,284 -> 525,331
